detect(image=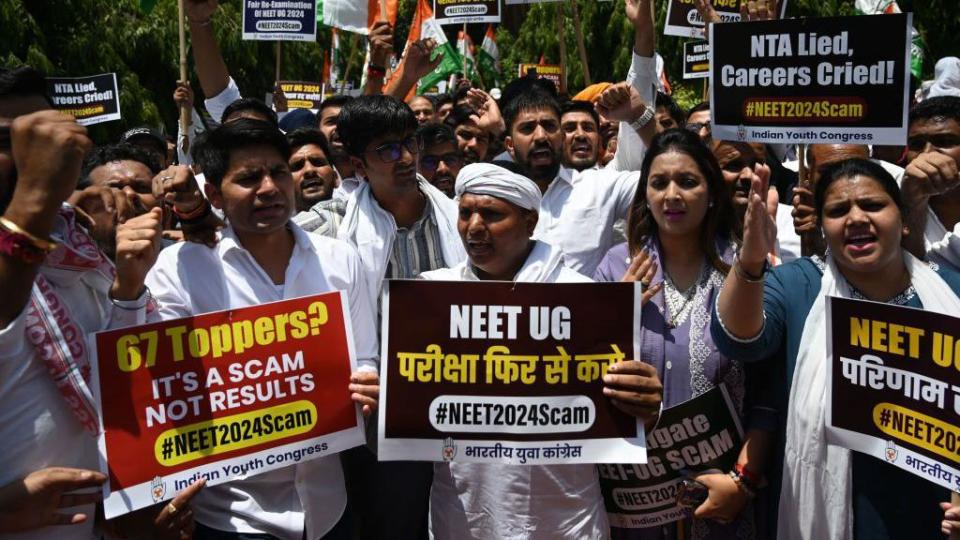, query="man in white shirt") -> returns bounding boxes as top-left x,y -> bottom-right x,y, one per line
333,94 -> 465,540
142,119 -> 380,540
0,65 -> 194,539
424,162 -> 663,539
